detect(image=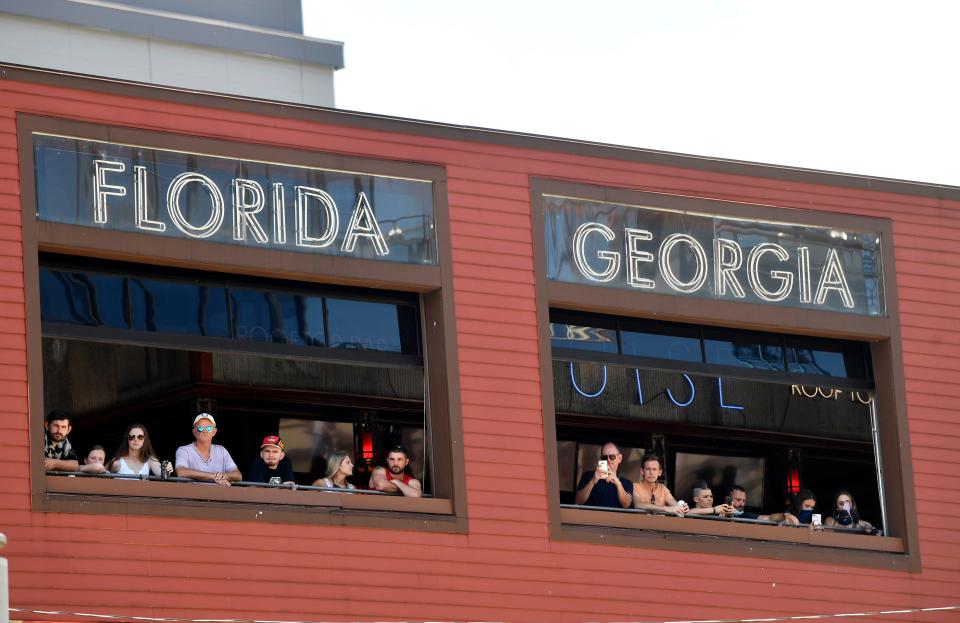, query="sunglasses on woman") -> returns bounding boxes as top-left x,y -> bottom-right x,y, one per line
128,433 -> 145,440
